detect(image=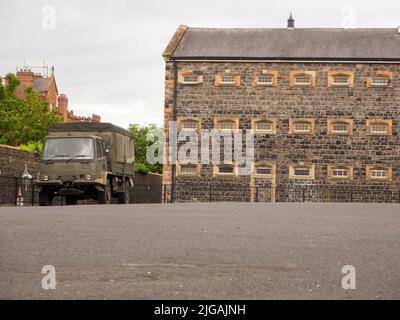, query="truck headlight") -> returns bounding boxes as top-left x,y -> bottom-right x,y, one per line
85,174 -> 92,181
41,175 -> 49,181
